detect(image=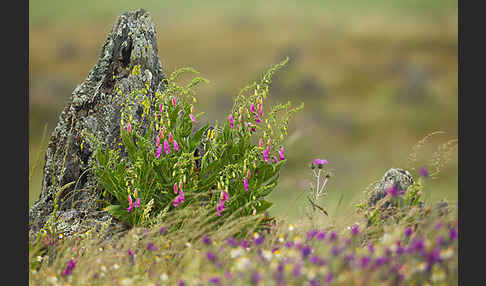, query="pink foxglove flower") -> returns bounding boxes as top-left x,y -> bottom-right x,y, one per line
164,139 -> 170,155
262,148 -> 270,163
127,195 -> 134,212
155,145 -> 162,159
223,190 -> 230,202
278,146 -> 285,161
174,140 -> 179,152
229,115 -> 234,128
